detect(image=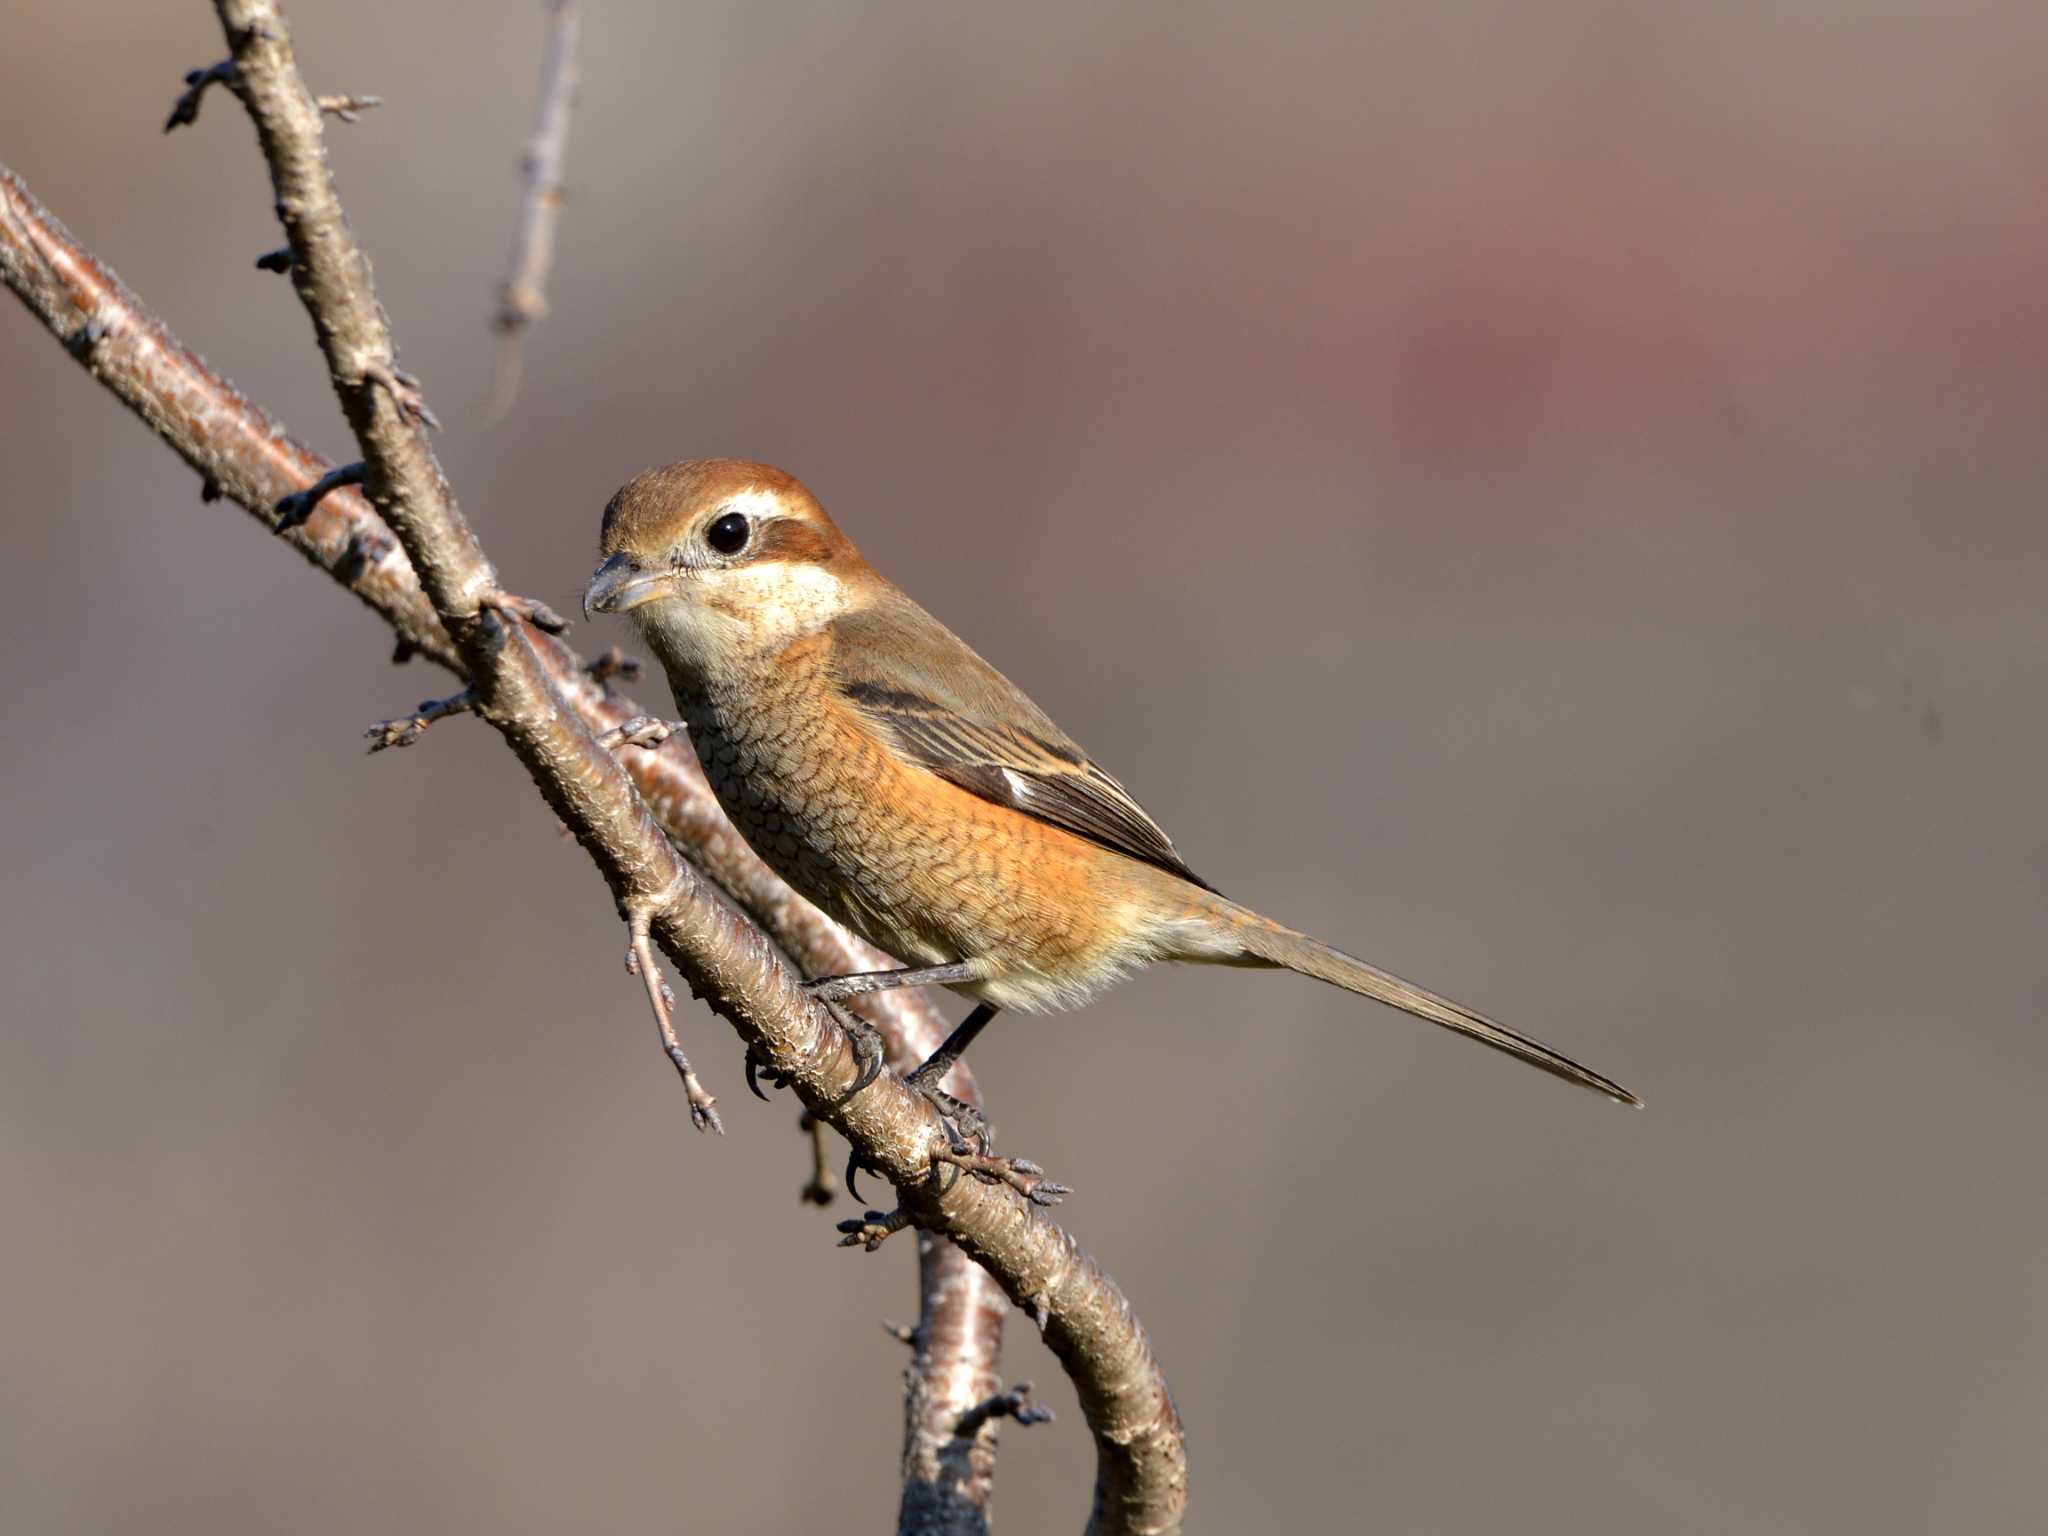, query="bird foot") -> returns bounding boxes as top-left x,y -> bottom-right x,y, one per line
840,1075 -> 980,1205
931,1142 -> 1071,1207
751,1000 -> 884,1108
910,1082 -> 1069,1206
800,974 -> 865,1004
824,1005 -> 888,1109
